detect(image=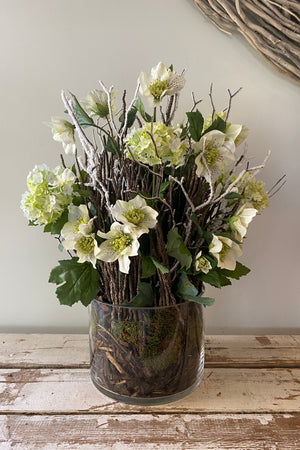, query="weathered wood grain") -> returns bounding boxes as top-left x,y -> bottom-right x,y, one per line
0,413 -> 299,449
0,367 -> 299,414
1,334 -> 299,368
